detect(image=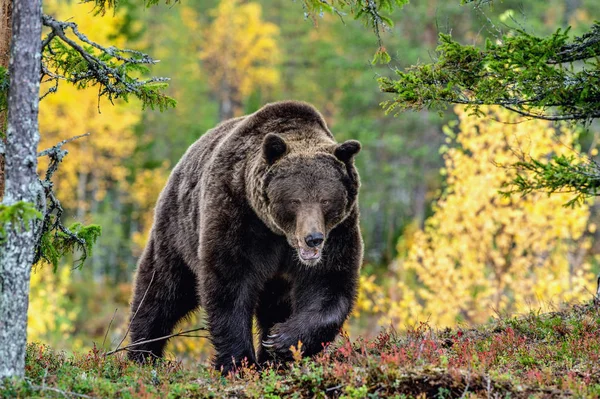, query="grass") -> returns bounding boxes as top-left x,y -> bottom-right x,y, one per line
2,300 -> 600,398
